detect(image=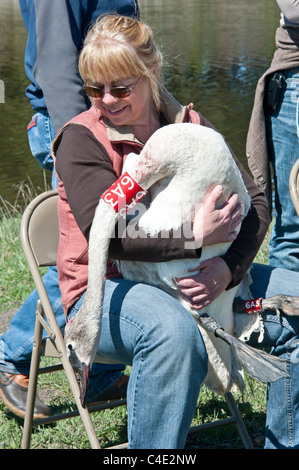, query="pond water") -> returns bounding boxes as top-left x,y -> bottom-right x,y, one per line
0,0 -> 280,205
